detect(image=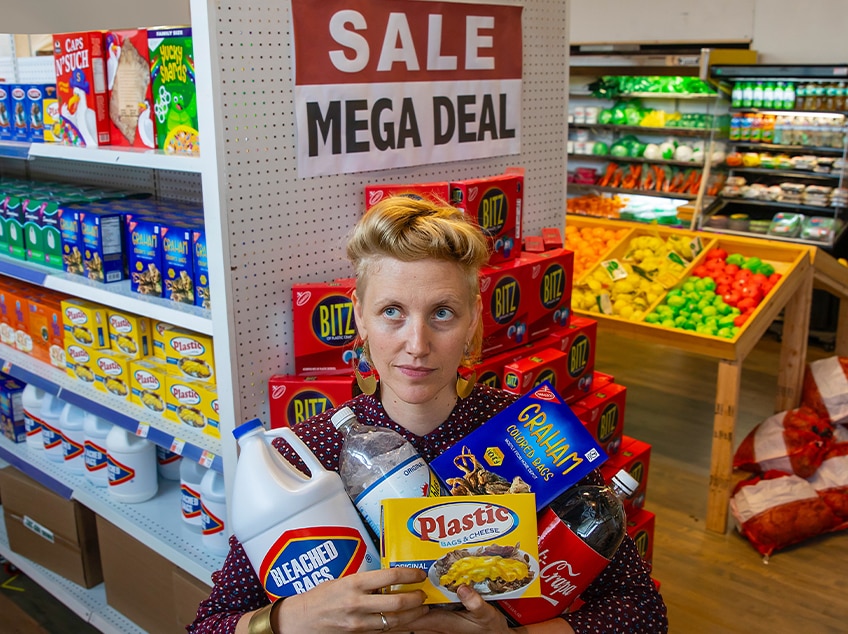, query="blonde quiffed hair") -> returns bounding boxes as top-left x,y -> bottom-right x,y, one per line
347,195 -> 490,367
